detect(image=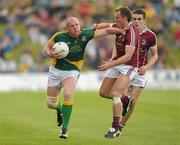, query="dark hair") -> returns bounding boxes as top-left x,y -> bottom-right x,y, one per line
133,9 -> 146,19
115,7 -> 132,22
